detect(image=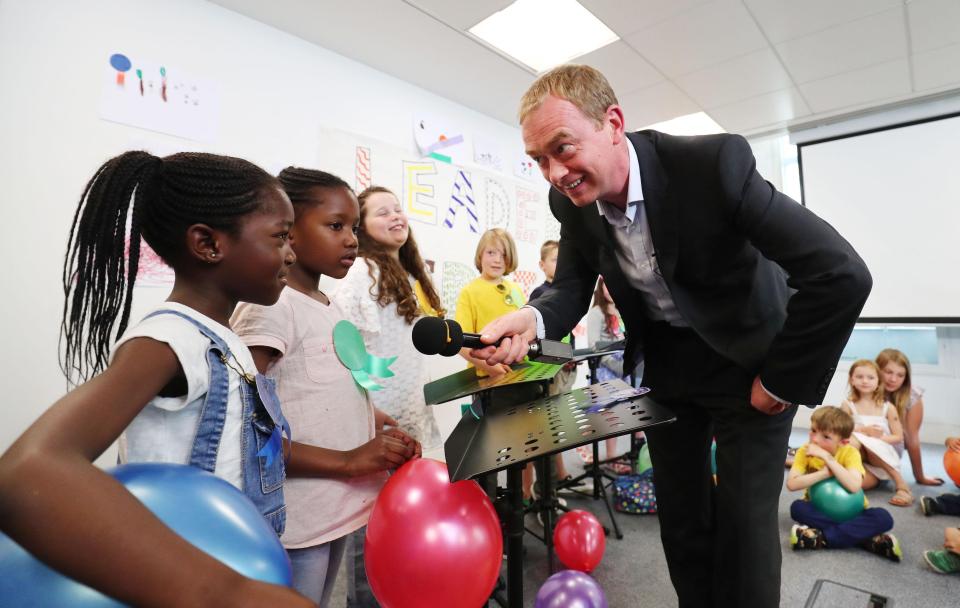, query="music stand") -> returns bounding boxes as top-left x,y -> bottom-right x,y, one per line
549,341 -> 631,539
426,367 -> 675,608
